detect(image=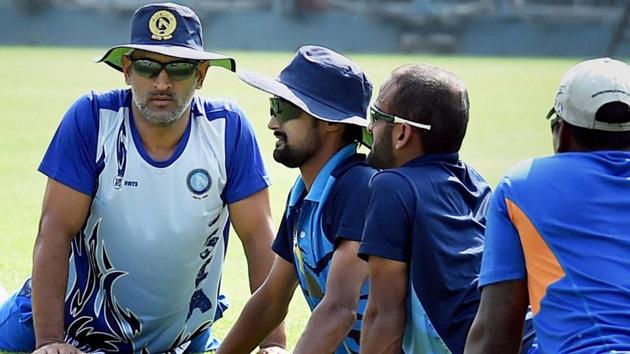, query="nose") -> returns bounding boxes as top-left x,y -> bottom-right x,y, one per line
267,114 -> 280,130
367,119 -> 375,133
153,68 -> 172,90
